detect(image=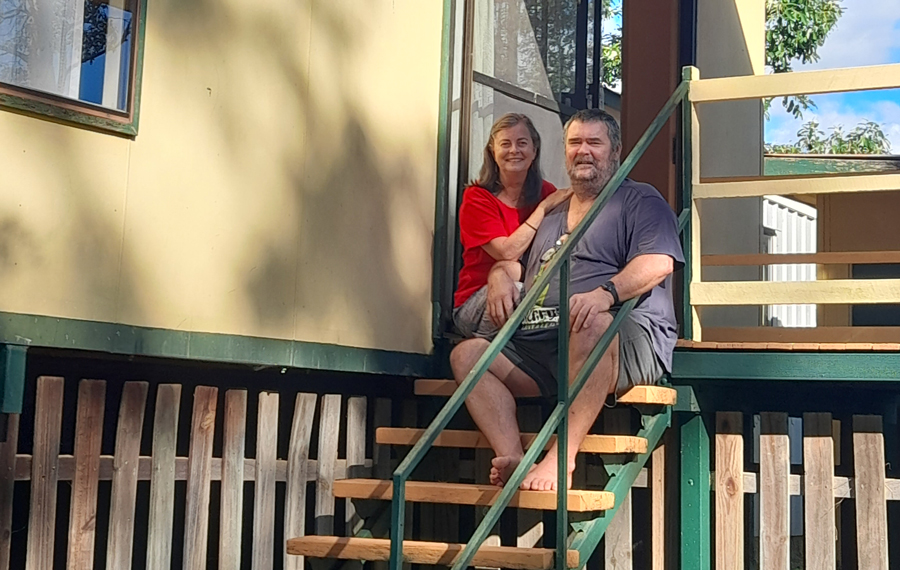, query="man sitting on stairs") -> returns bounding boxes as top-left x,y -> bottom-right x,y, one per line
450,109 -> 684,491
